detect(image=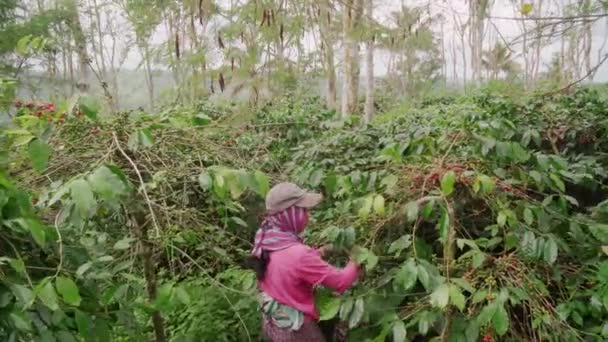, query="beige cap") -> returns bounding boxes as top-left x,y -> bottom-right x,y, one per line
265,182 -> 323,214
